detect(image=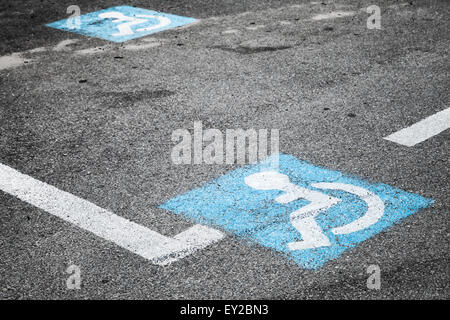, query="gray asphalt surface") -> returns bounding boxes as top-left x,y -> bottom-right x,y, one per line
0,0 -> 449,299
